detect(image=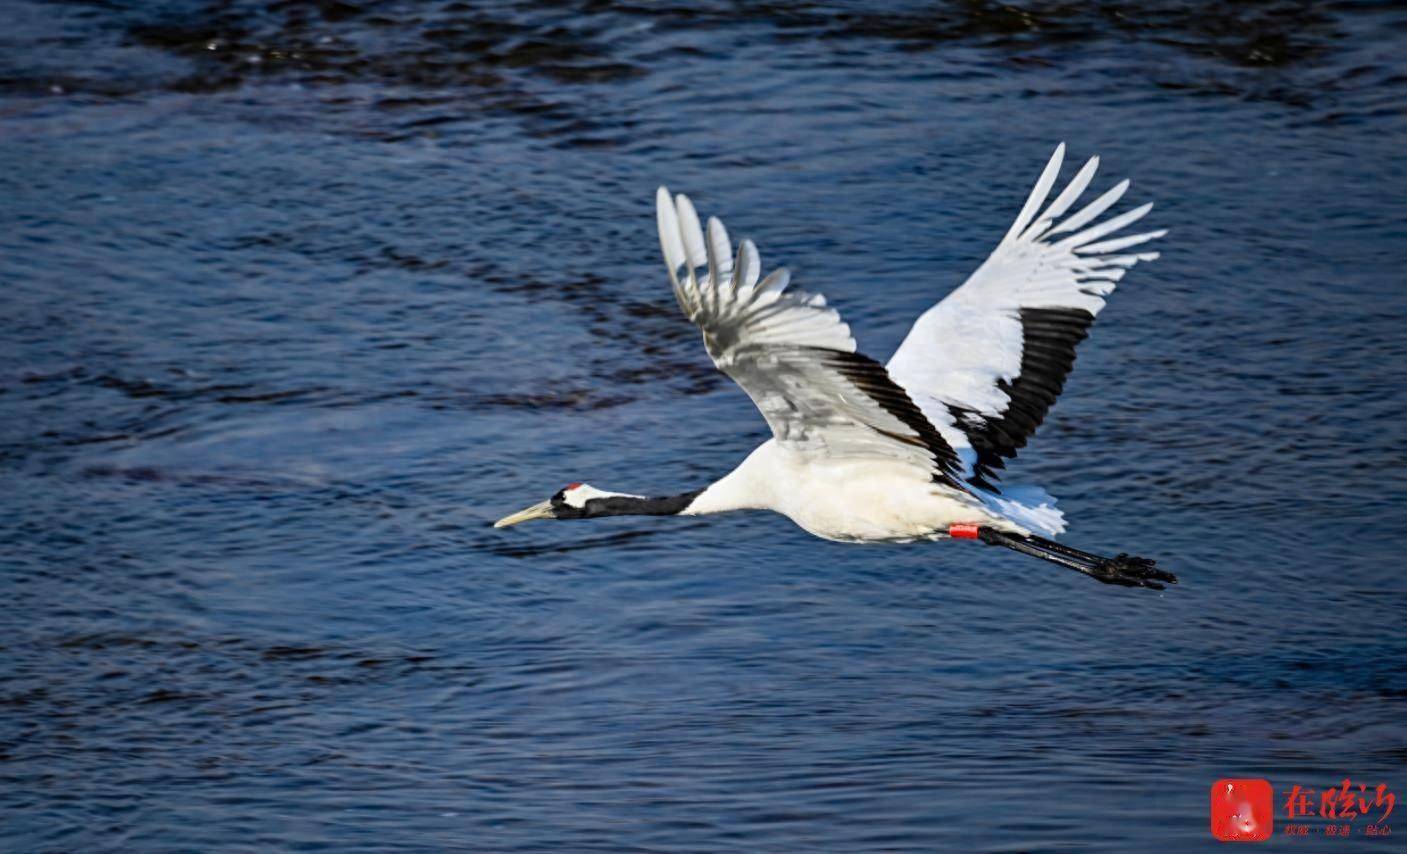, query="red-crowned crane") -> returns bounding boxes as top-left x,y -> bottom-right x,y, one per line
495,145 -> 1177,590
